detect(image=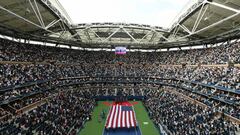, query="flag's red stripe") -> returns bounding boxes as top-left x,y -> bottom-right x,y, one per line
120,109 -> 122,128
128,111 -> 131,127
107,105 -> 116,128
111,105 -> 117,128
106,105 -> 138,129
132,111 -> 135,127
132,110 -> 137,127
129,111 -> 133,127
122,111 -> 125,128
129,111 -> 132,128
105,105 -> 114,127
115,105 -> 120,128
125,111 -> 127,128
118,106 -> 122,128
